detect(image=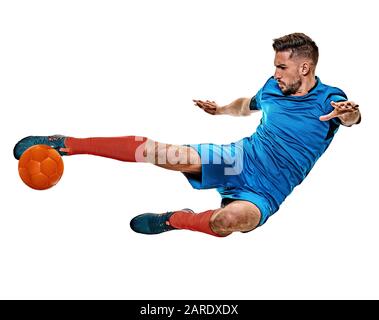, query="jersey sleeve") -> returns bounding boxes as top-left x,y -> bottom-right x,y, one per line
327,94 -> 361,126
324,93 -> 348,125
249,88 -> 263,111
329,94 -> 347,103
